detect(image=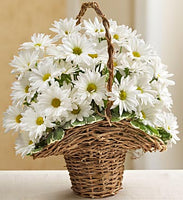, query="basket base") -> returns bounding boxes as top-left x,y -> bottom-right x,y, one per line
64,146 -> 126,199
